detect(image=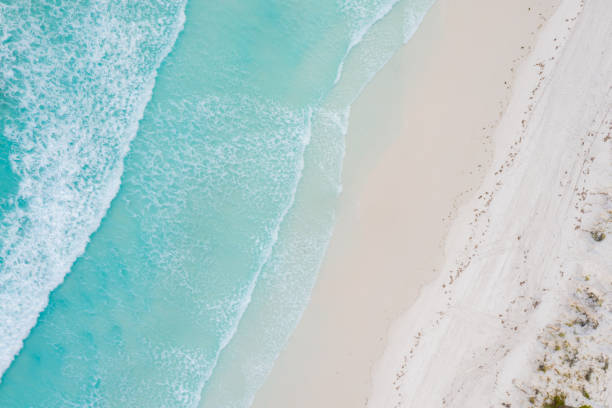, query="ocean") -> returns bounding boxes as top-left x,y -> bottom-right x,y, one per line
0,0 -> 433,406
